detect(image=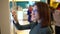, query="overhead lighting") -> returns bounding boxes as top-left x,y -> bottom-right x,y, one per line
56,0 -> 60,2
29,1 -> 35,5
9,0 -> 40,2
